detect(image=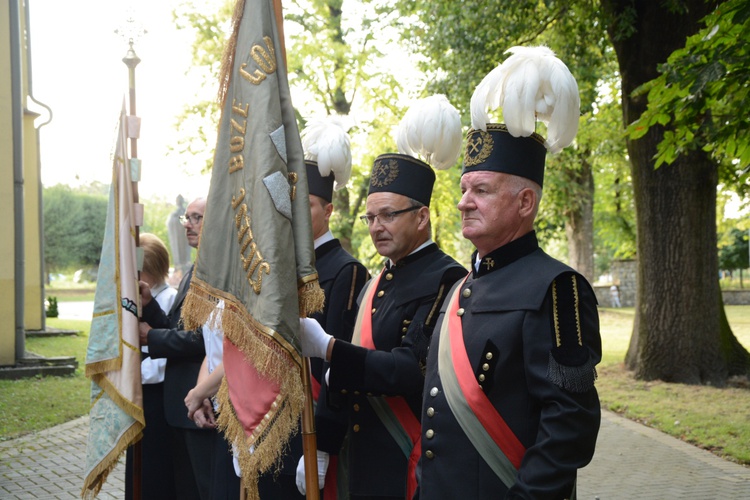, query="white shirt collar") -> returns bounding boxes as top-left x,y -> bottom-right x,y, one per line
314,230 -> 334,249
